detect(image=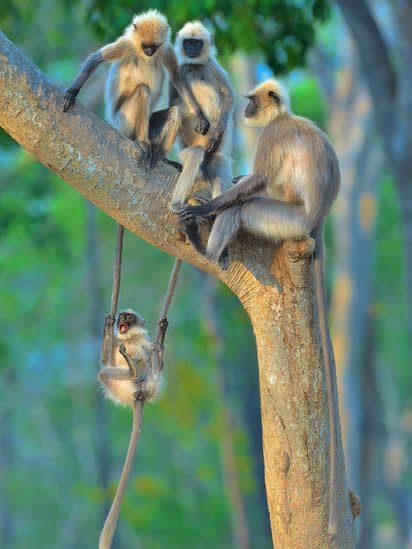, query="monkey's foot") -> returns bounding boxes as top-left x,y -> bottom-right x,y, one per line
62,89 -> 78,112
179,202 -> 212,221
218,248 -> 230,270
